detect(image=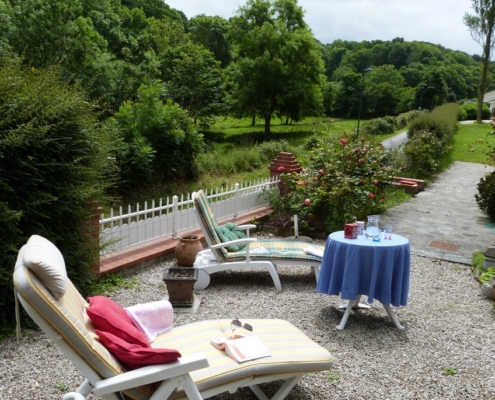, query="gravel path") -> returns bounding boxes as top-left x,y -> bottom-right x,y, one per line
1,250 -> 494,399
